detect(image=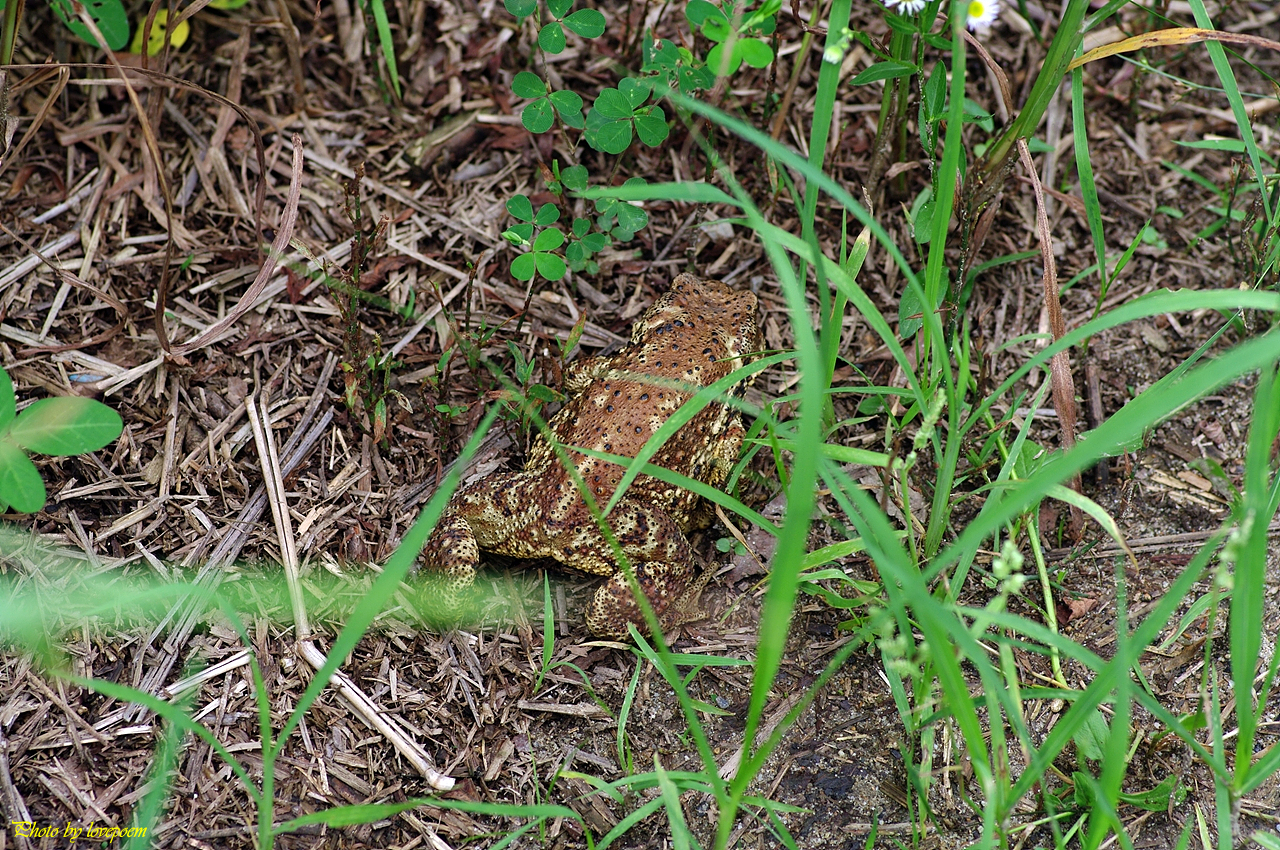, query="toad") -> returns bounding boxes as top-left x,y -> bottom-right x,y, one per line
421,273 -> 763,638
